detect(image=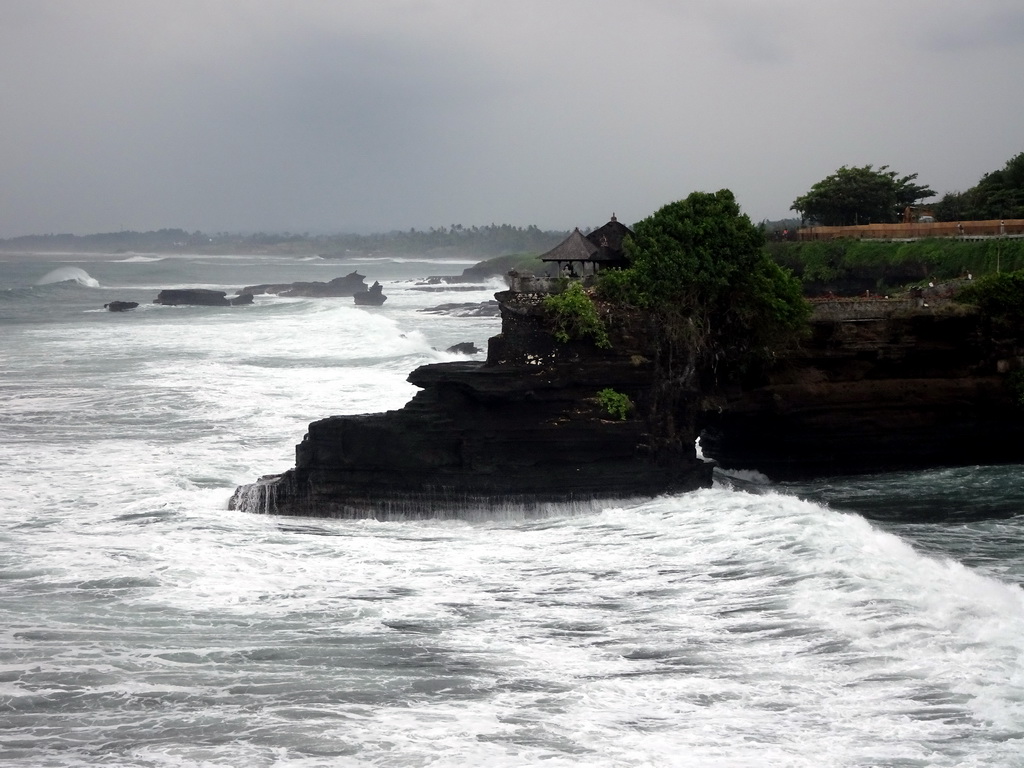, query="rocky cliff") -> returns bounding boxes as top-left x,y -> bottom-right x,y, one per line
699,300 -> 1024,478
230,289 -> 713,517
231,288 -> 1024,517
